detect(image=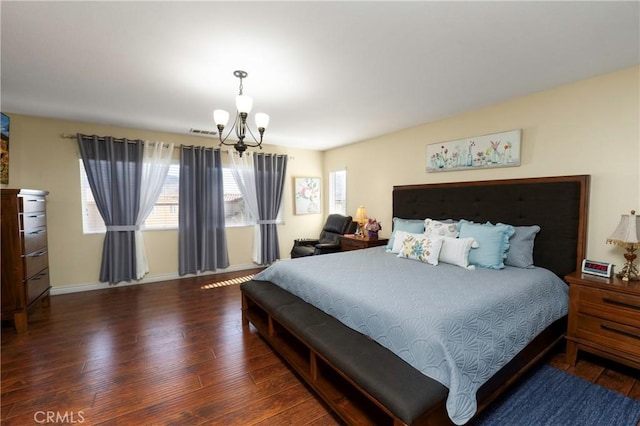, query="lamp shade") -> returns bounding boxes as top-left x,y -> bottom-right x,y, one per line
213,109 -> 230,126
255,112 -> 270,129
236,94 -> 253,113
606,210 -> 640,247
354,206 -> 368,223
